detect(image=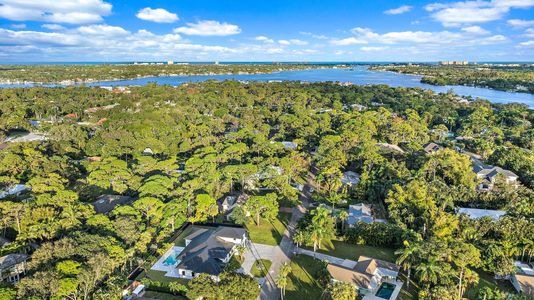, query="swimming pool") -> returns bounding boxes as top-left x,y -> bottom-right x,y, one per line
375,282 -> 396,299
163,251 -> 179,266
